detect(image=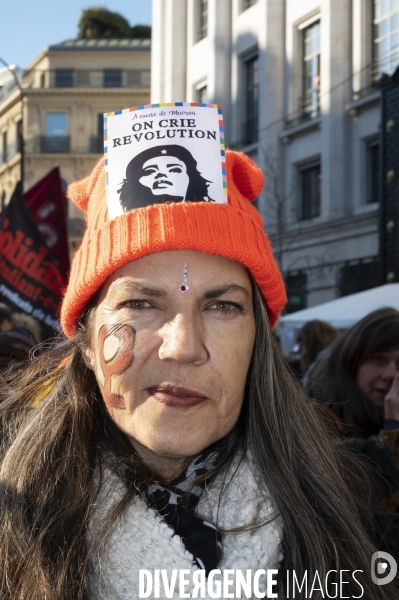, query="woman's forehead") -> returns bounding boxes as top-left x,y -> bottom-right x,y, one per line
98,251 -> 252,299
